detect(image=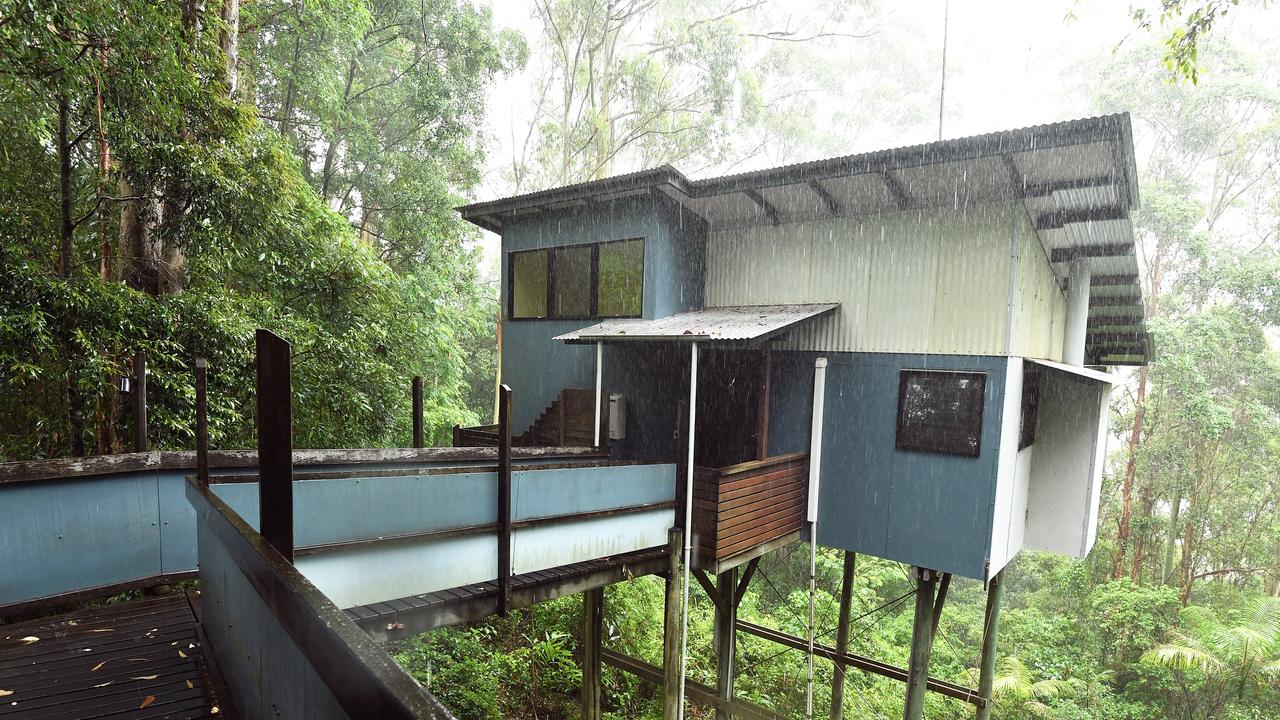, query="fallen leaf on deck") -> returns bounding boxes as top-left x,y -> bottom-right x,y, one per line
89,628 -> 114,633
0,690 -> 13,697
139,696 -> 155,709
185,680 -> 194,689
128,658 -> 148,662
91,660 -> 108,672
94,682 -> 111,688
18,637 -> 39,645
178,650 -> 187,658
131,675 -> 159,681
211,707 -> 220,714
